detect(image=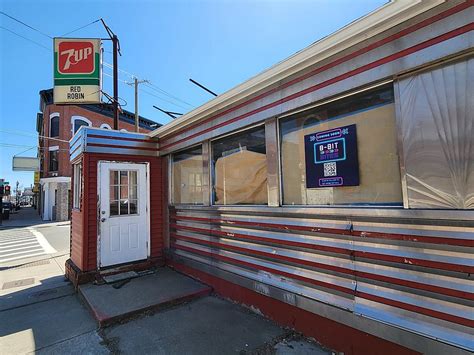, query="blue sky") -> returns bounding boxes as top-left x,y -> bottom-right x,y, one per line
0,0 -> 386,189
